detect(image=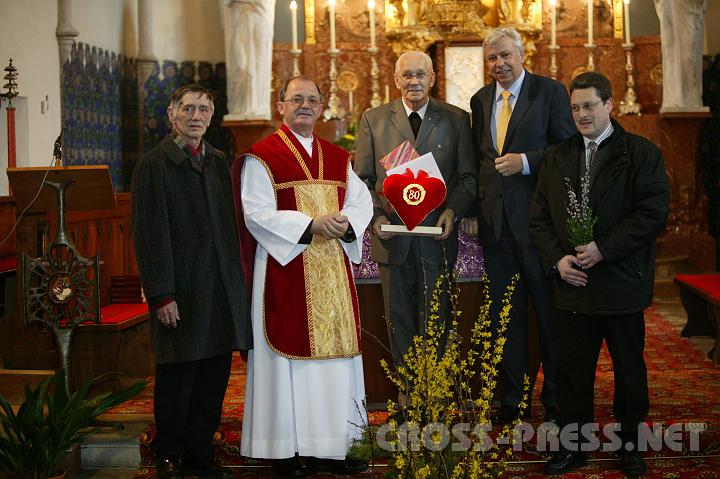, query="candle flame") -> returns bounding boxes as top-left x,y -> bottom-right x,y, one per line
368,0 -> 375,8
